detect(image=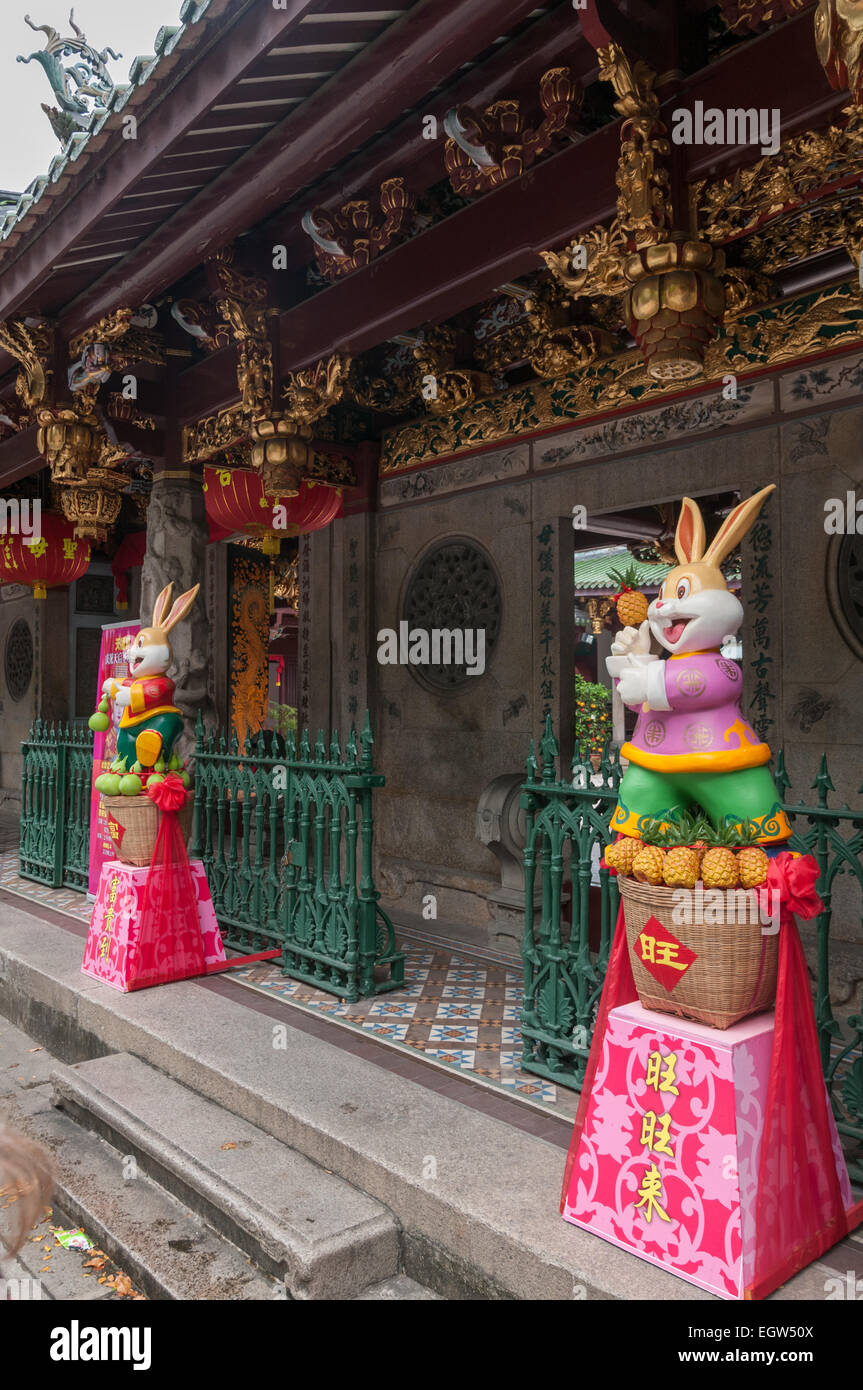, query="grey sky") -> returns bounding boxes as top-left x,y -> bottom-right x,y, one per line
2,0 -> 186,192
